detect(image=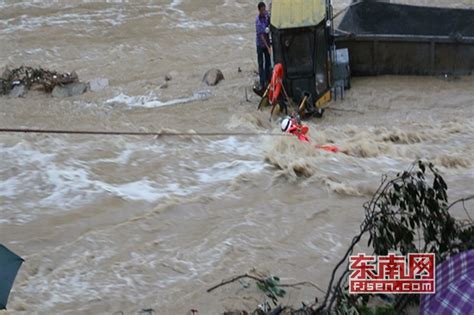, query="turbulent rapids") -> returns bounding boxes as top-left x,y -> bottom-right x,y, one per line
0,1 -> 473,314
